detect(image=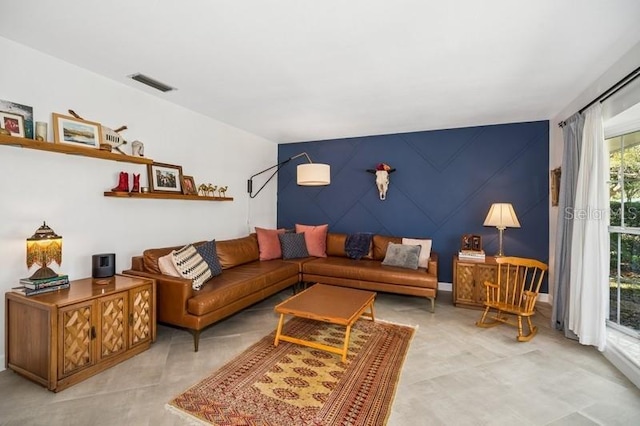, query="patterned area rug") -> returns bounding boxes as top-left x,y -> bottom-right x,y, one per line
167,317 -> 415,425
